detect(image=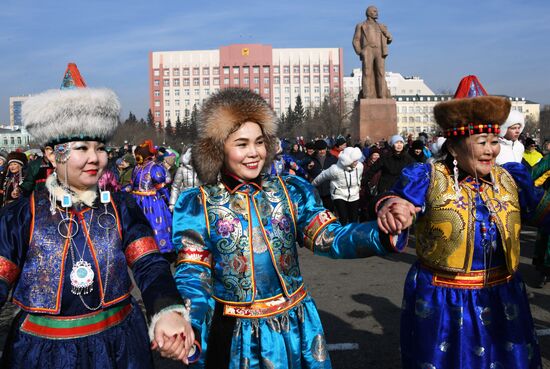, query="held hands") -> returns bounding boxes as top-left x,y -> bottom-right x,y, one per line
377,197 -> 420,235
151,311 -> 196,364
